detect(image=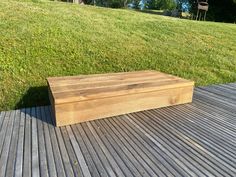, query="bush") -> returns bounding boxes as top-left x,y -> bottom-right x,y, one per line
148,0 -> 177,10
